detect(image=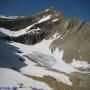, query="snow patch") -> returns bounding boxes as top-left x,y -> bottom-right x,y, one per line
71,59 -> 90,69
0,15 -> 18,19
26,23 -> 36,31
52,19 -> 59,22
37,15 -> 51,23
45,9 -> 49,12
